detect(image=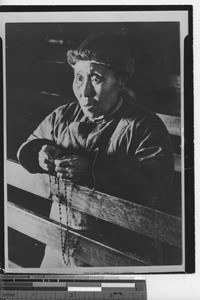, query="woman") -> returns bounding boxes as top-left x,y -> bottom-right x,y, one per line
17,32 -> 174,267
